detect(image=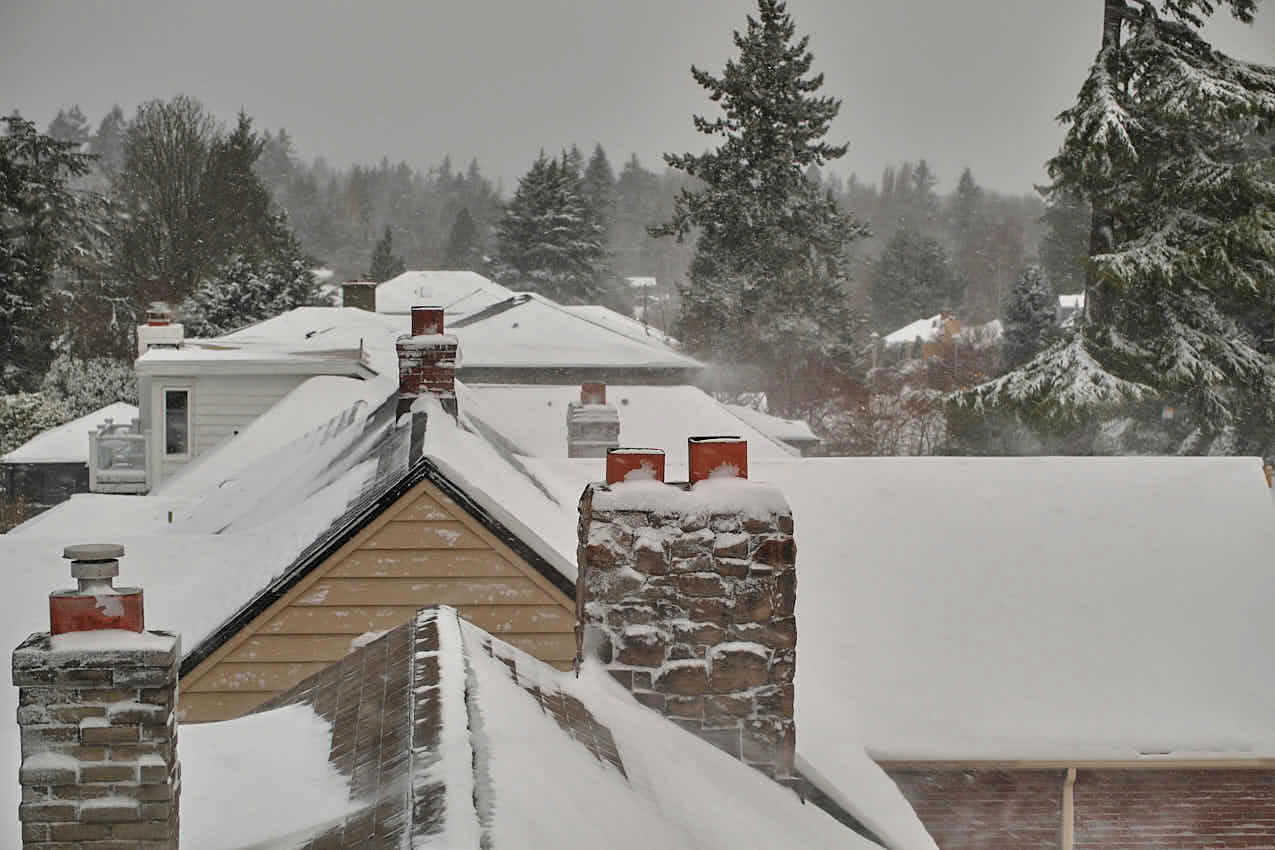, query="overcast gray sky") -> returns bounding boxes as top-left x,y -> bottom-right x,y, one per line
3,1 -> 1274,195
